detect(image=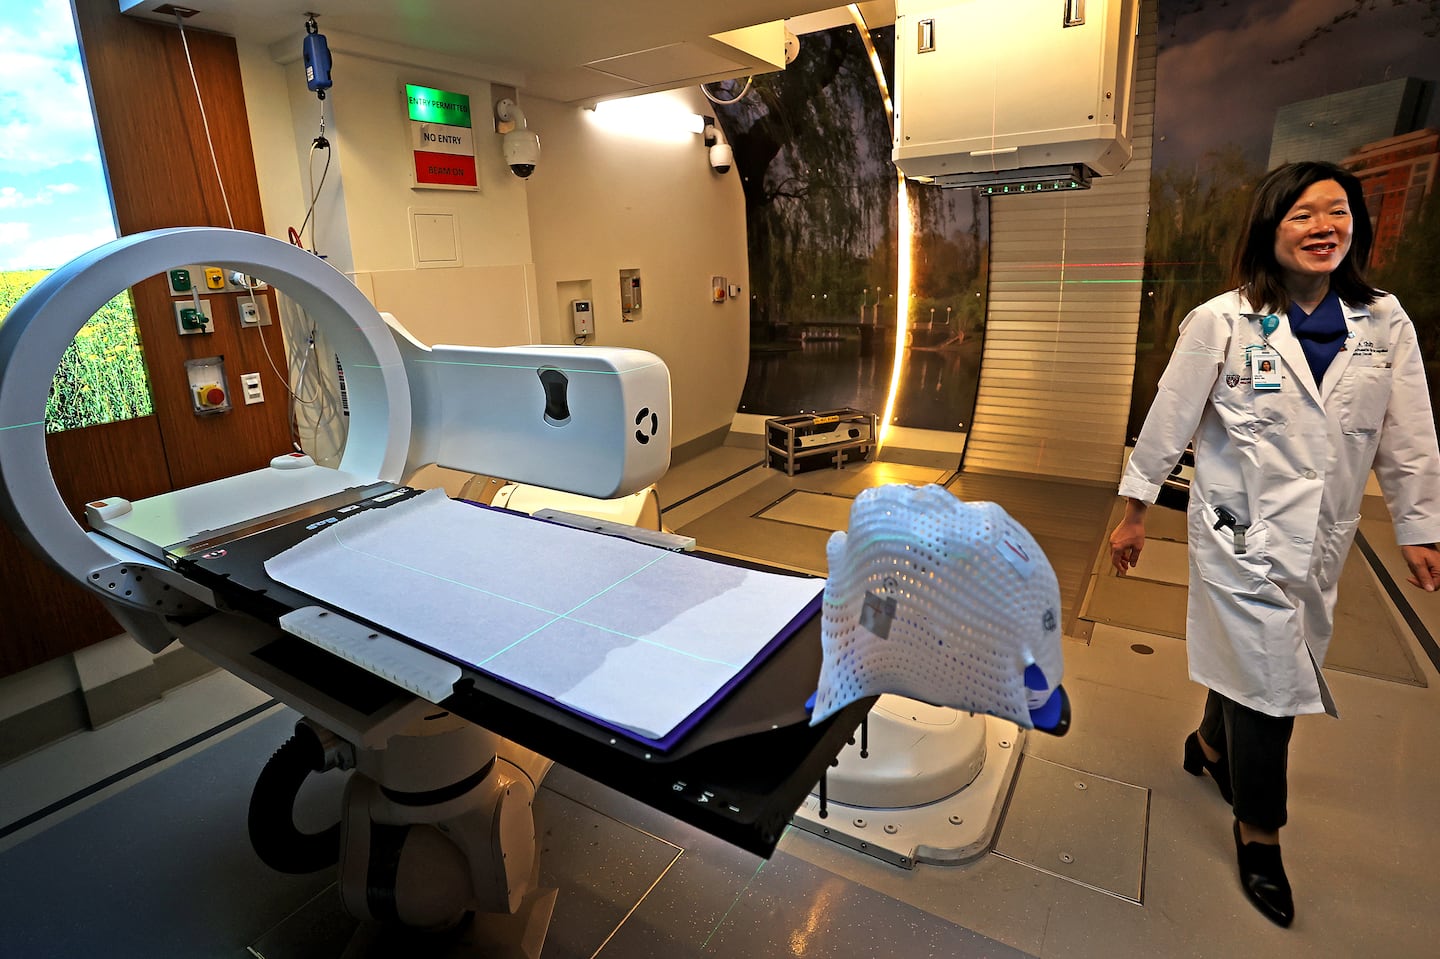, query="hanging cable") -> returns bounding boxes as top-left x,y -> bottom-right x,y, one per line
175,12 -> 235,229
700,76 -> 753,105
292,98 -> 331,256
